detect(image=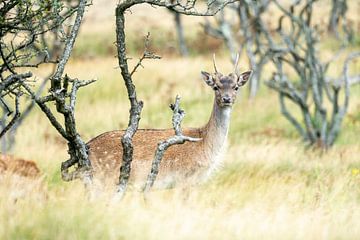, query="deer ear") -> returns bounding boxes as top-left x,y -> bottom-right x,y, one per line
238,70 -> 252,86
201,71 -> 215,87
